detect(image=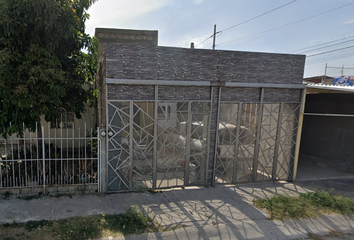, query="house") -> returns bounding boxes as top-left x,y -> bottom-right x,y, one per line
94,28 -> 306,193
304,75 -> 334,85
